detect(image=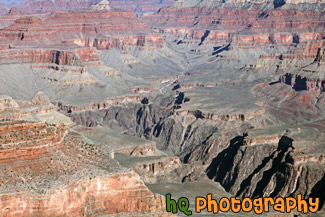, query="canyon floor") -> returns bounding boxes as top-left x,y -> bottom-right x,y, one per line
0,0 -> 324,216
